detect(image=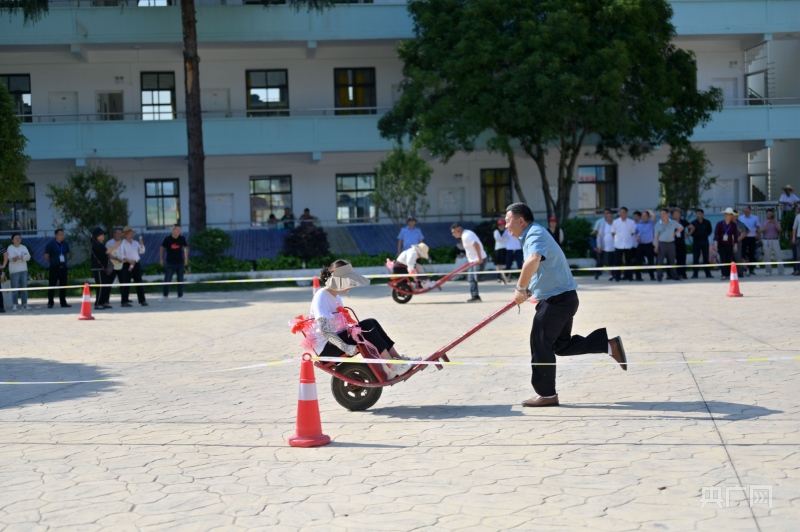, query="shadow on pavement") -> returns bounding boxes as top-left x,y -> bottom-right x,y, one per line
560,401 -> 782,421
0,358 -> 119,410
368,404 -> 522,420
